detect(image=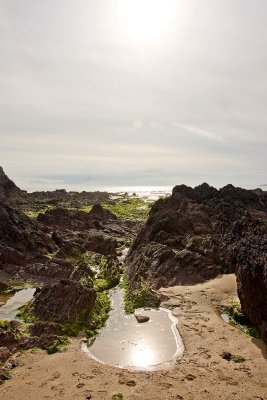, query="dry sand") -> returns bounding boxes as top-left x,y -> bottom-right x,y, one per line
0,274 -> 266,400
